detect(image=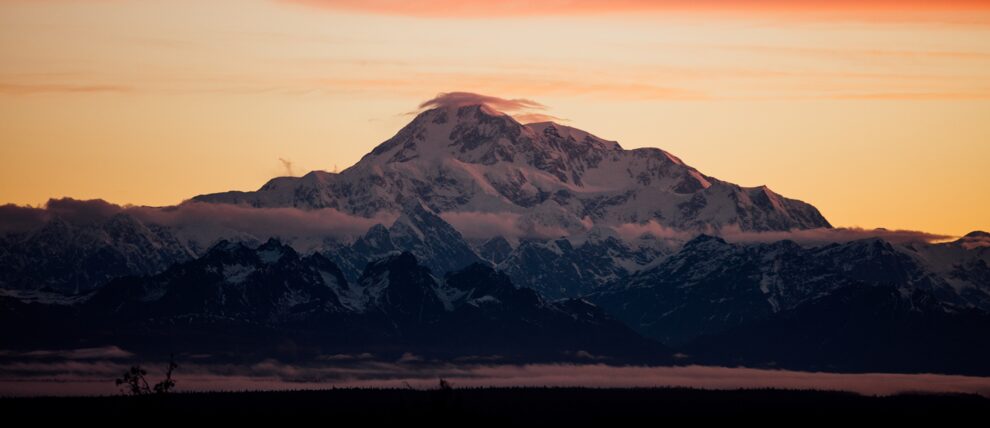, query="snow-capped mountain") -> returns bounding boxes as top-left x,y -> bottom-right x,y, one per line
581,233 -> 990,374
1,240 -> 670,362
590,234 -> 990,346
495,227 -> 672,299
0,212 -> 195,293
686,281 -> 990,375
321,202 -> 482,283
321,203 -> 673,298
3,101 -> 987,375
194,104 -> 830,234
83,238 -> 351,323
